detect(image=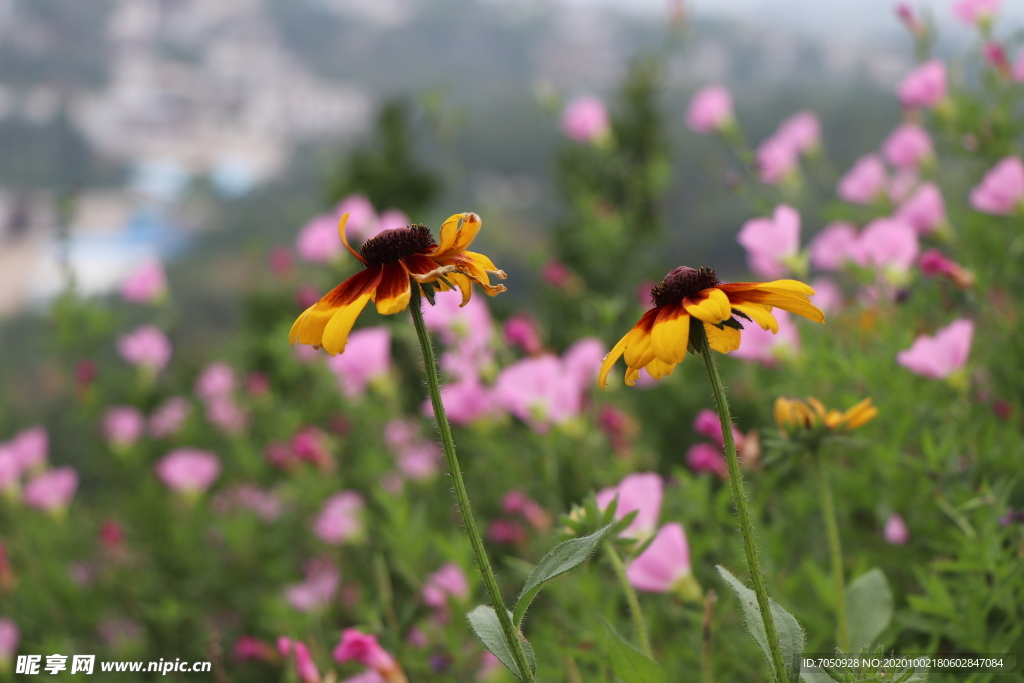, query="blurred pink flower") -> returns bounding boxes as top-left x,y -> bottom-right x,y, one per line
541,260 -> 576,290
626,523 -> 698,597
118,325 -> 172,373
487,519 -> 527,544
344,672 -> 385,683
969,156 -> 1024,215
326,327 -> 391,398
692,409 -> 741,448
422,563 -> 470,611
296,214 -> 344,263
195,362 -> 235,401
213,485 -> 283,521
737,204 -> 801,278
148,396 -> 191,438
882,123 -> 933,169
292,641 -> 321,683
284,558 -> 340,612
335,194 -> 379,241
850,217 -> 920,277
595,472 -> 663,540
884,513 -> 910,545
269,245 -> 293,278
0,446 -> 20,493
502,491 -> 550,530
809,222 -> 858,271
733,309 -> 801,365
896,182 -> 946,234
685,86 -> 733,133
120,259 -> 167,304
11,426 -> 47,471
897,60 -> 947,109
810,278 -> 844,314
686,442 -> 727,478
397,443 -> 441,481
0,618 -> 19,661
314,491 -> 365,544
756,135 -> 799,184
333,629 -> 398,675
373,209 -> 411,239
205,397 -> 247,435
24,467 -> 78,513
278,637 -> 293,657
246,372 -> 270,396
102,406 -> 145,449
983,42 -> 1010,75
494,355 -> 581,431
422,289 -> 493,347
426,376 -> 498,425
1014,47 -> 1024,82
504,315 -> 543,355
561,96 -> 611,143
774,110 -> 821,155
155,448 -> 220,494
562,337 -> 606,388
896,3 -> 927,36
838,155 -> 887,204
291,426 -> 333,470
918,249 -> 975,288
234,636 -> 276,663
897,319 -> 973,379
951,0 -> 1000,25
